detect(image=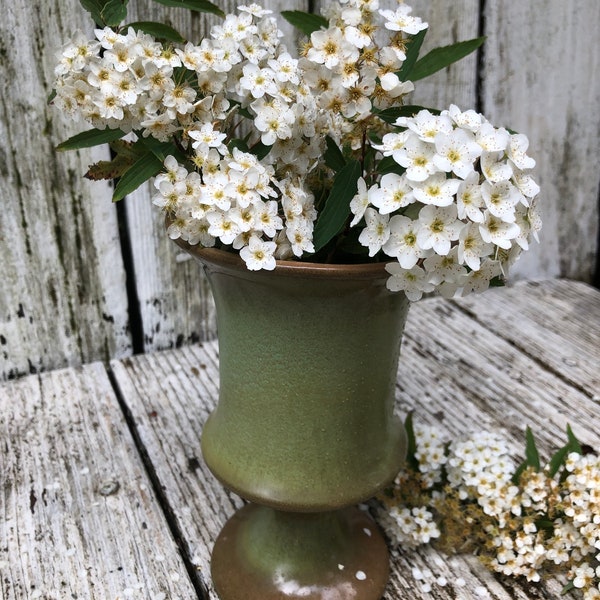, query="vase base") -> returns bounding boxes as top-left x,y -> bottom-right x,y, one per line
211,503 -> 389,600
